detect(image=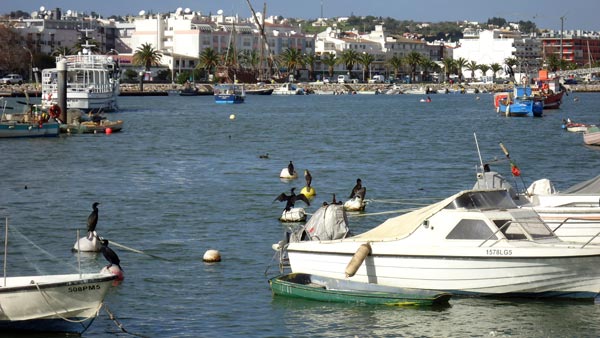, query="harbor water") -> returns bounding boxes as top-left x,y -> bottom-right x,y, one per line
2,92 -> 600,337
